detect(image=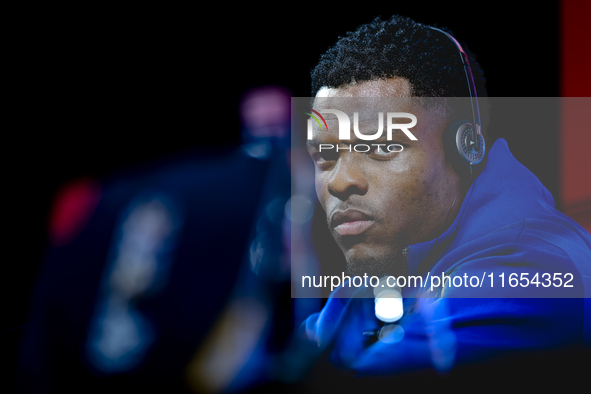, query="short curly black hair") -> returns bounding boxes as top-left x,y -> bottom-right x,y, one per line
311,15 -> 487,99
